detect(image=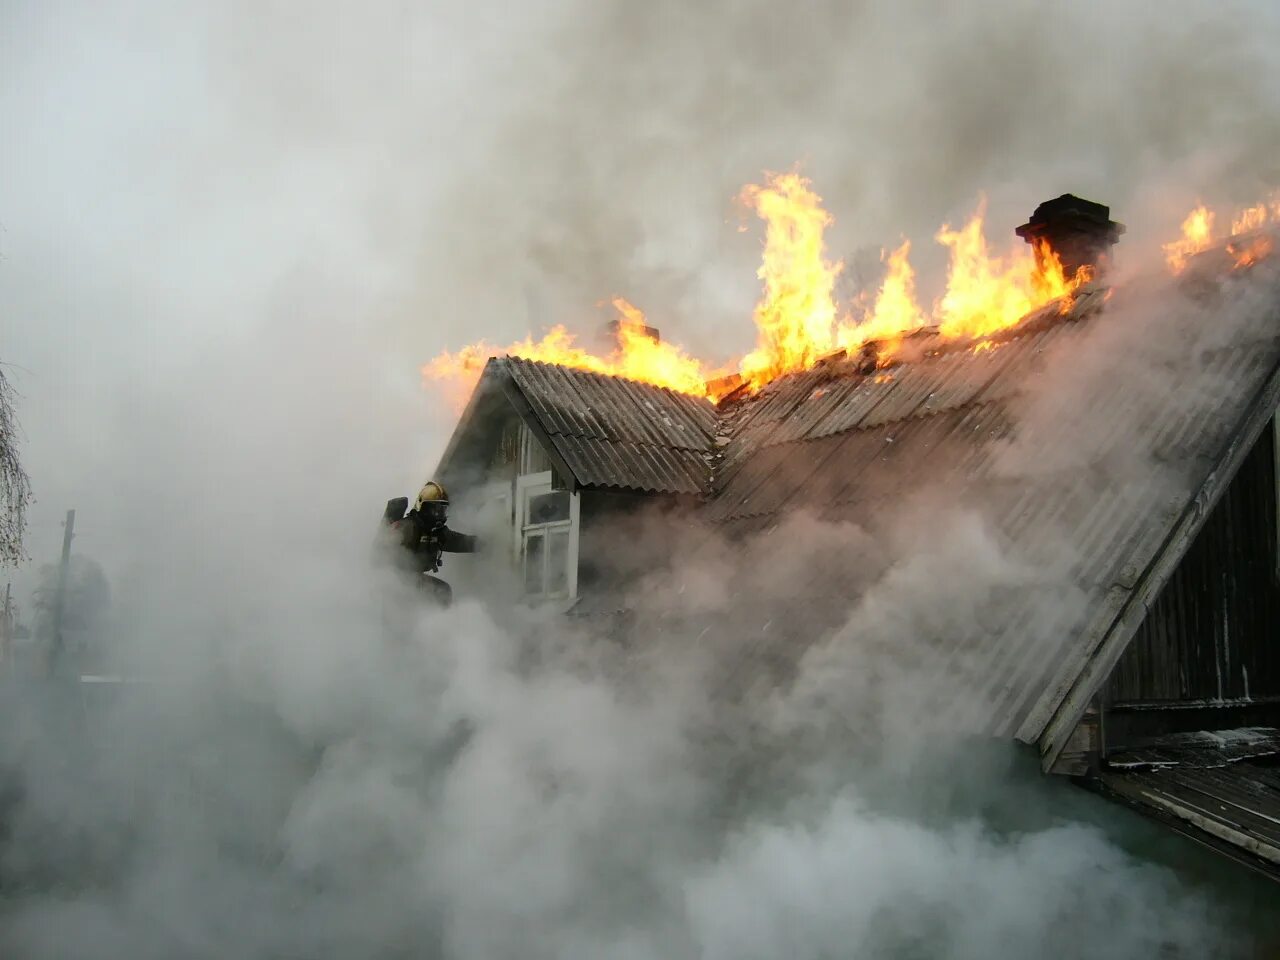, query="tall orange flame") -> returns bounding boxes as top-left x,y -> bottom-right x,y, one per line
428,171 -> 1254,410
934,199 -> 1083,340
608,297 -> 722,395
838,239 -> 928,352
737,172 -> 844,389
